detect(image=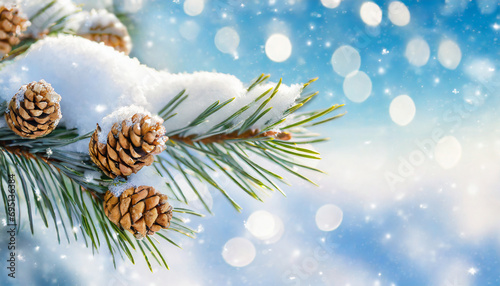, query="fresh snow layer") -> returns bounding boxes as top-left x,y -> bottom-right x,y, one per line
0,35 -> 302,151
98,105 -> 163,144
